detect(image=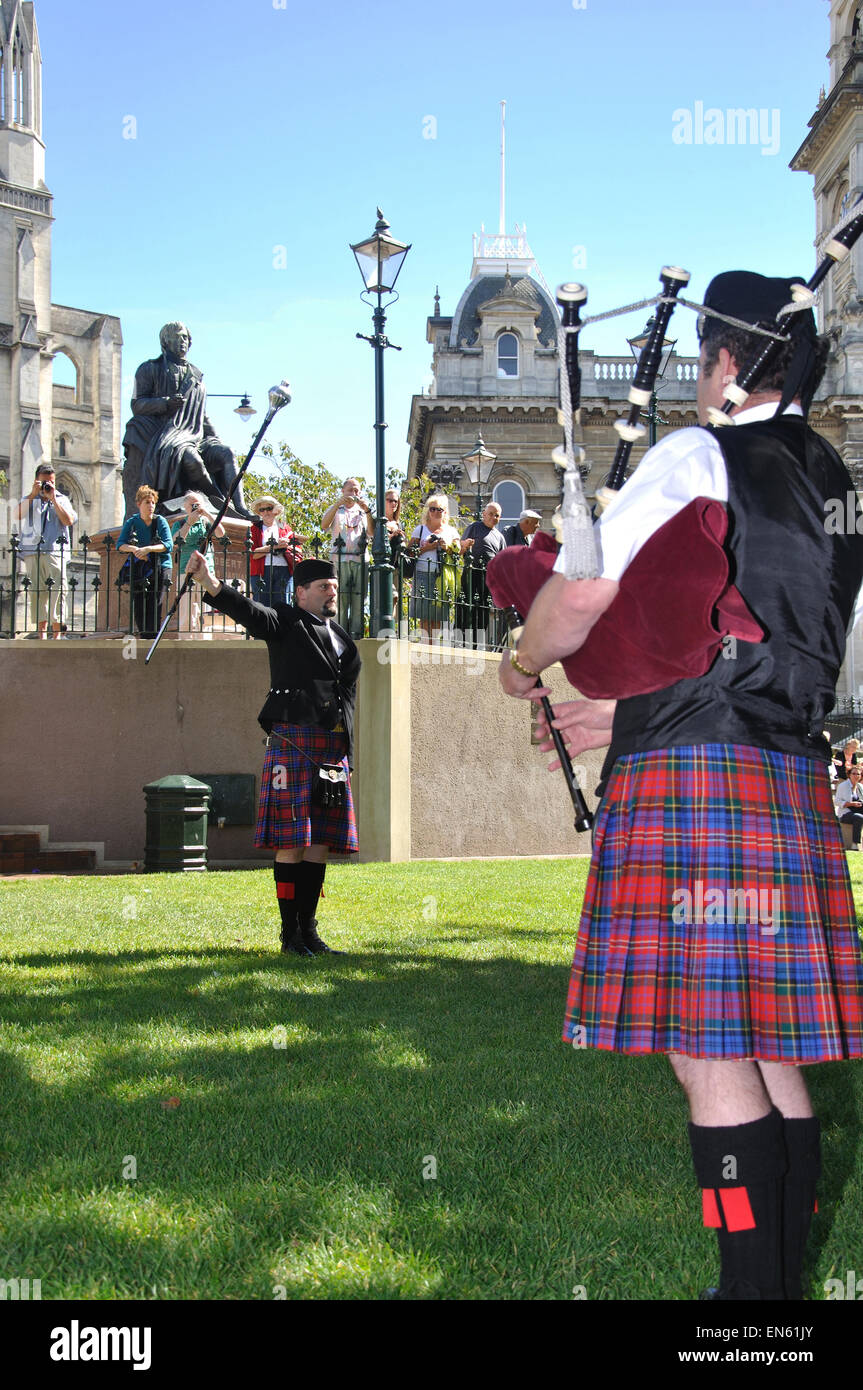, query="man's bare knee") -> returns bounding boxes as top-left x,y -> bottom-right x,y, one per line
757,1061 -> 813,1118
668,1053 -> 772,1126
